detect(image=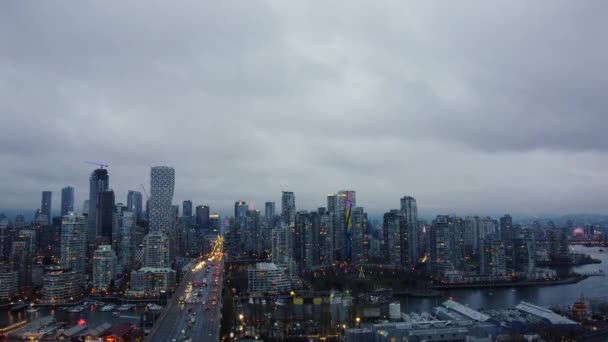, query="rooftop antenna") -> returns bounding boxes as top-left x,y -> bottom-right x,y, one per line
85,161 -> 109,169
